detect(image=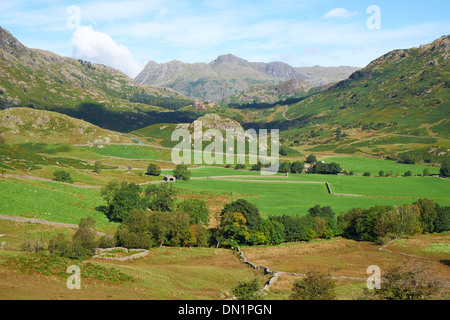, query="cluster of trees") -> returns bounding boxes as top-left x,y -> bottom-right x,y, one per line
307,162 -> 342,175
47,217 -> 101,260
97,177 -> 450,251
277,161 -> 305,174
214,199 -> 285,247
115,205 -> 210,249
338,198 -> 450,243
212,198 -> 449,248
96,181 -> 210,248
